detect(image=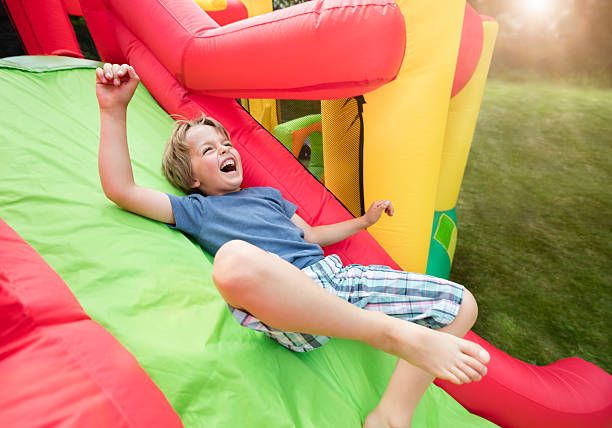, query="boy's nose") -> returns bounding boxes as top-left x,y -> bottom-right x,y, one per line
218,145 -> 229,154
